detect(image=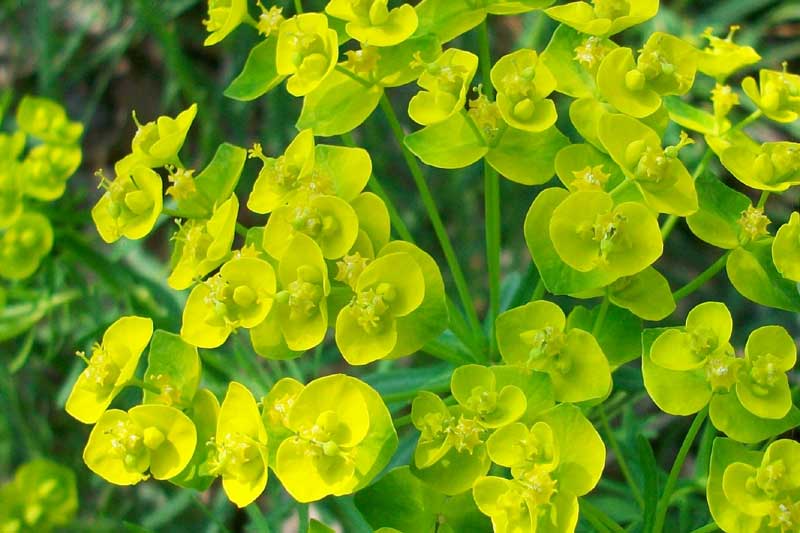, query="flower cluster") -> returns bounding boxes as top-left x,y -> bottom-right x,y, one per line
55,0 -> 800,531
0,459 -> 77,533
0,97 -> 82,284
408,364 -> 605,531
65,317 -> 397,507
